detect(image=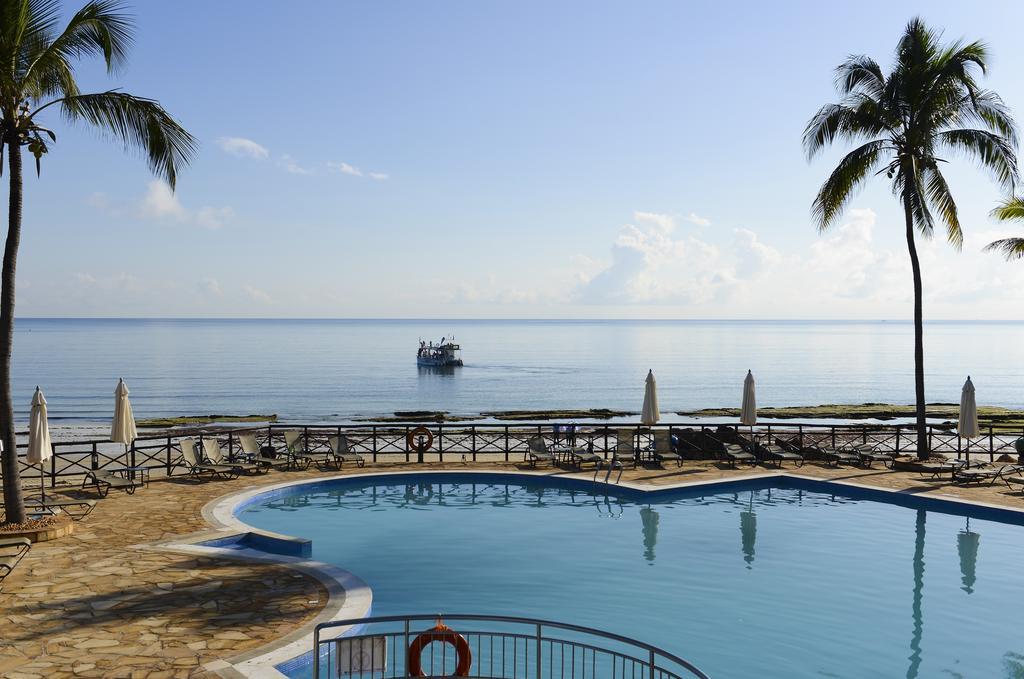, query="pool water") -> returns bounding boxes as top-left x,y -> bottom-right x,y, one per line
237,475 -> 1024,678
